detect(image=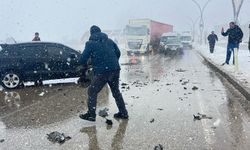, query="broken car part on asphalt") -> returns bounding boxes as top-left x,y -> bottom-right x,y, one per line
47,131 -> 71,144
